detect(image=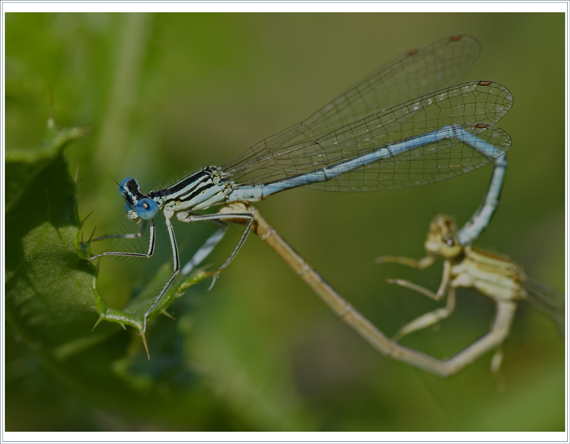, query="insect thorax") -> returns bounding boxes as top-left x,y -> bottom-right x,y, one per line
152,166 -> 235,213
